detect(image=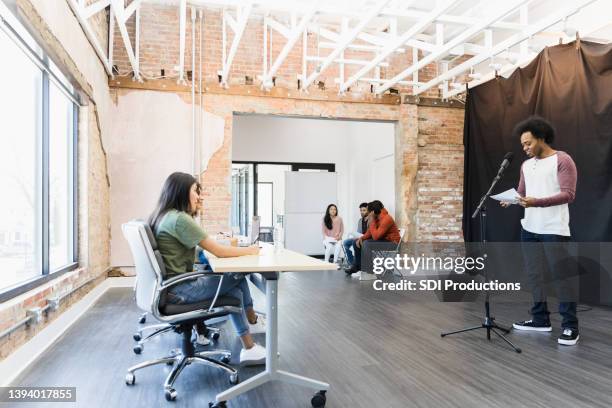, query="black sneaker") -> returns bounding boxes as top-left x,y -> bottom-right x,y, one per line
558,328 -> 579,346
345,266 -> 358,275
512,319 -> 552,332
